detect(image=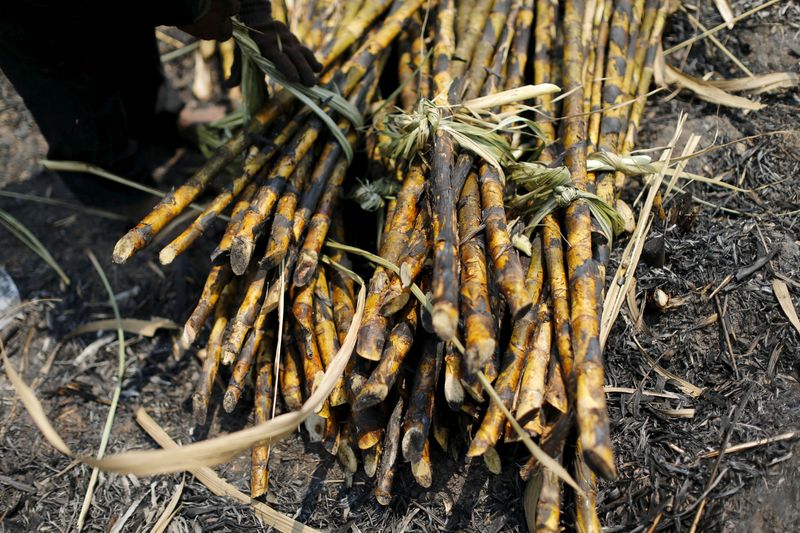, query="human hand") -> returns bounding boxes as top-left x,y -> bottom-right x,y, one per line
248,20 -> 323,86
